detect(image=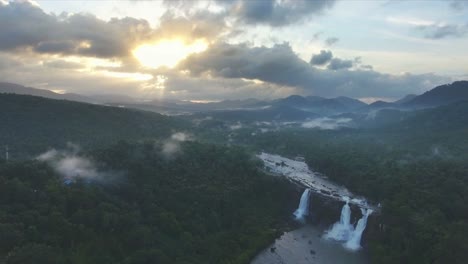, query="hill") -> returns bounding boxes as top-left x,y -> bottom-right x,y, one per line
0,82 -> 96,103
397,100 -> 468,129
273,95 -> 366,115
0,94 -> 187,158
406,81 -> 468,107
394,94 -> 417,104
